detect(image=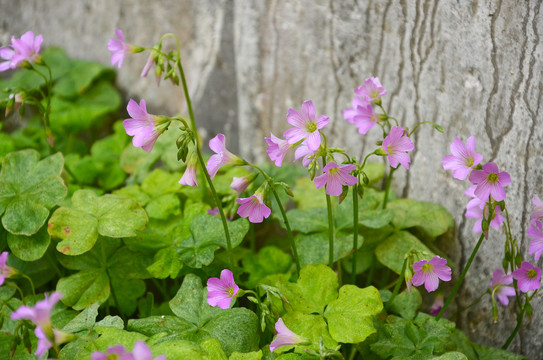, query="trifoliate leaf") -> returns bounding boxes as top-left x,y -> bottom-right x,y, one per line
375,231 -> 434,274
387,199 -> 453,239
